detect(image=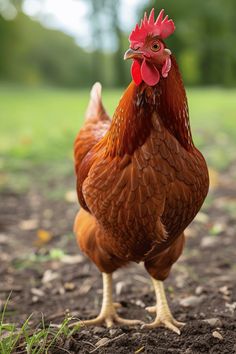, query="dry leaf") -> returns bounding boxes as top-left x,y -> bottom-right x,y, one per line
35,229 -> 52,246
